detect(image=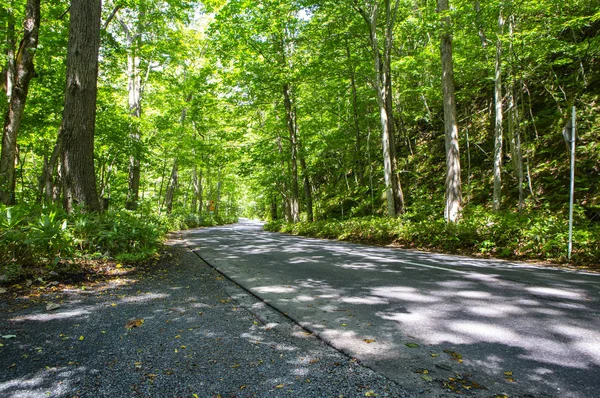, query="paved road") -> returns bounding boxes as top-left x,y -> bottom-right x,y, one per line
186,219 -> 600,398
0,242 -> 408,397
